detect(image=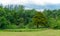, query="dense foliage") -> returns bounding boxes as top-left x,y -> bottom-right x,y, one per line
43,9 -> 60,29
0,4 -> 60,29
0,5 -> 47,29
